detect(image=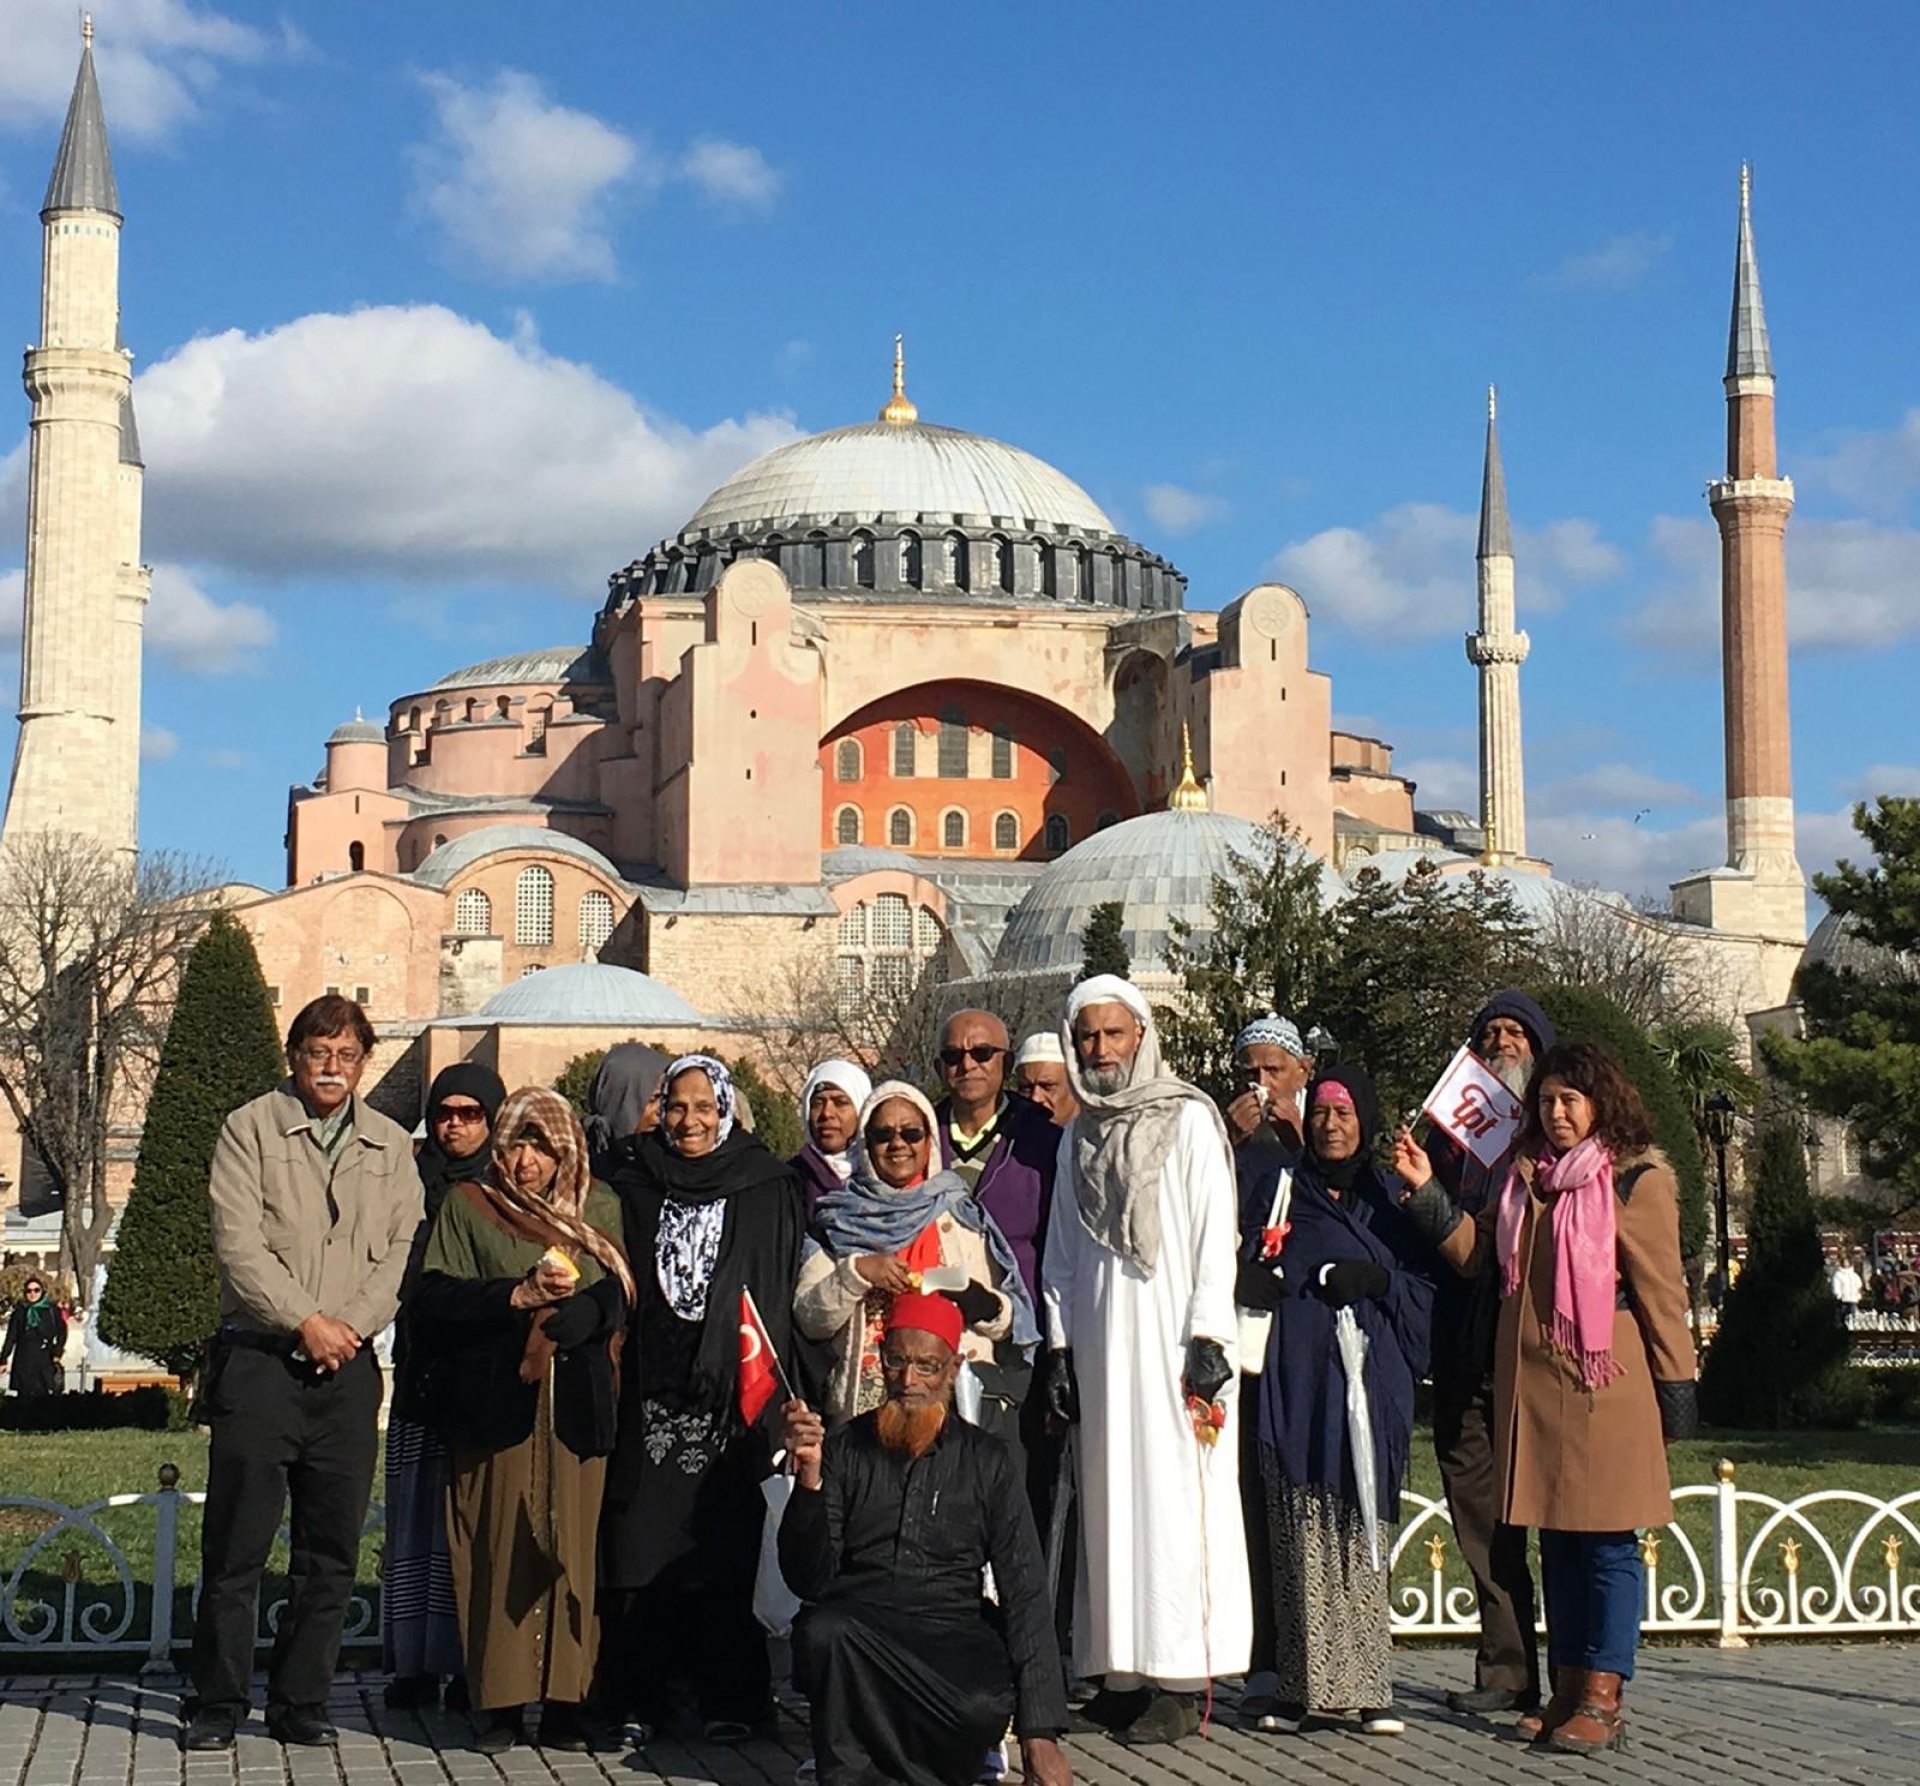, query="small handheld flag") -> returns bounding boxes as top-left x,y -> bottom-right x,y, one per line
738,1286 -> 793,1424
1422,1044 -> 1525,1168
